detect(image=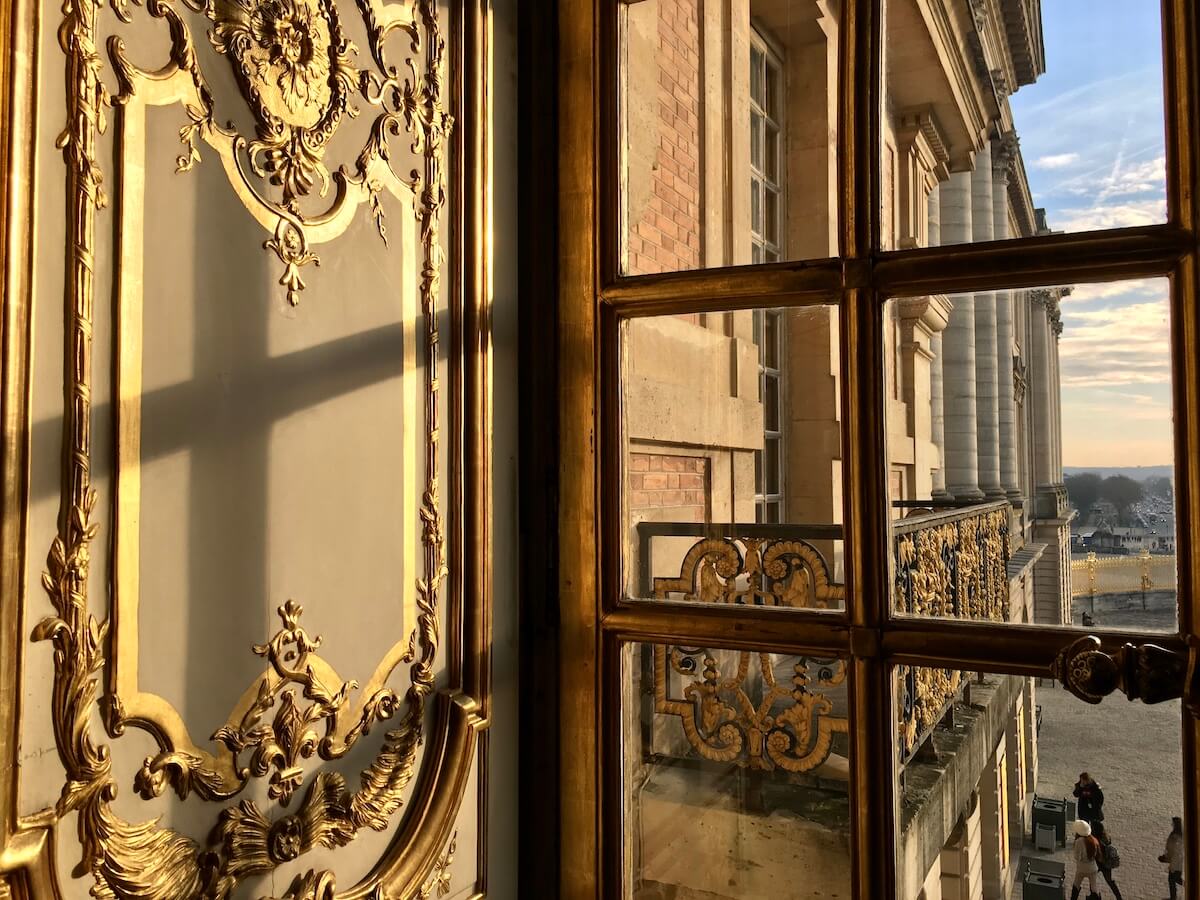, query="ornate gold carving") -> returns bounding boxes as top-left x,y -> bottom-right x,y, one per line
654,648 -> 849,772
649,535 -> 848,772
260,831 -> 454,900
416,833 -> 456,900
35,0 -> 455,895
896,666 -> 964,760
893,502 -> 1011,760
652,536 -> 844,610
207,602 -> 368,806
893,501 -> 1010,621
